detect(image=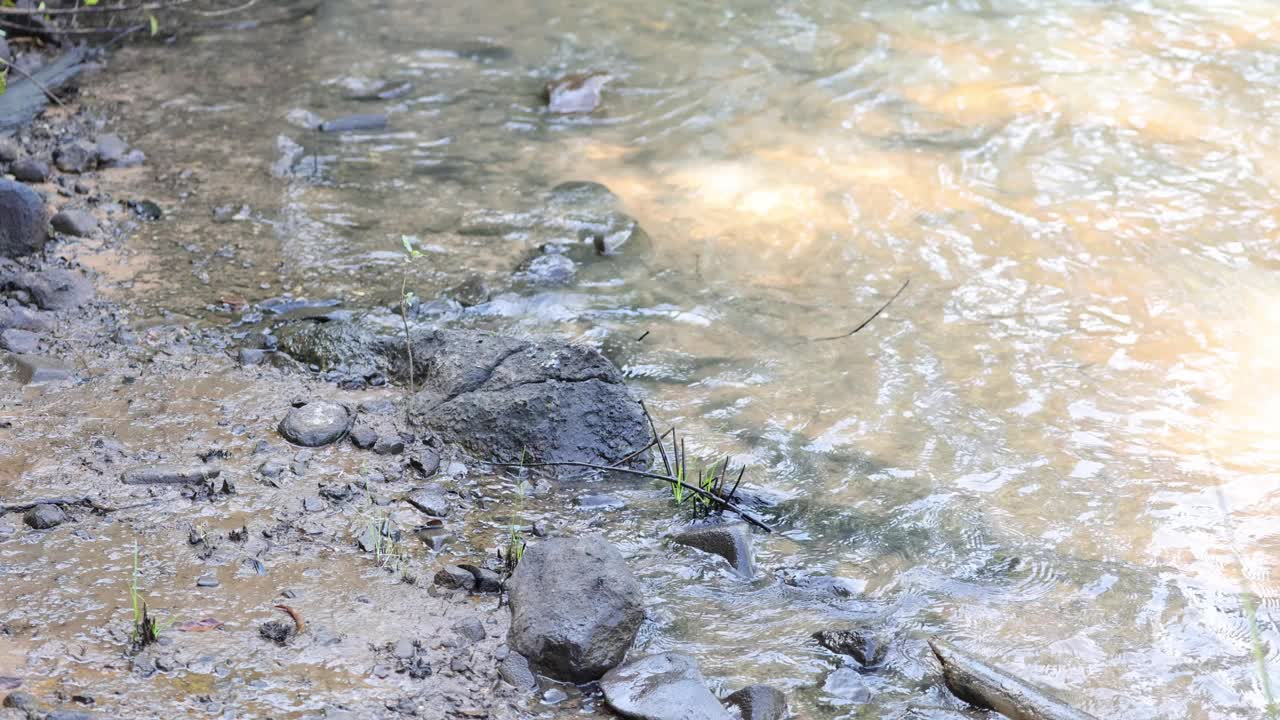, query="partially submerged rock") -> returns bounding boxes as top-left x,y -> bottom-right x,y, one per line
544,72 -> 610,114
600,652 -> 732,720
813,628 -> 885,668
319,114 -> 388,133
929,638 -> 1100,720
723,685 -> 788,720
673,522 -> 754,577
278,401 -> 352,447
507,535 -> 644,682
404,329 -> 650,466
0,179 -> 47,258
